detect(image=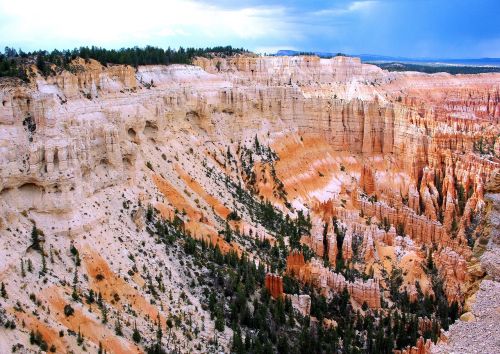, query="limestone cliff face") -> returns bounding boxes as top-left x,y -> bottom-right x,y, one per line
0,55 -> 499,353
